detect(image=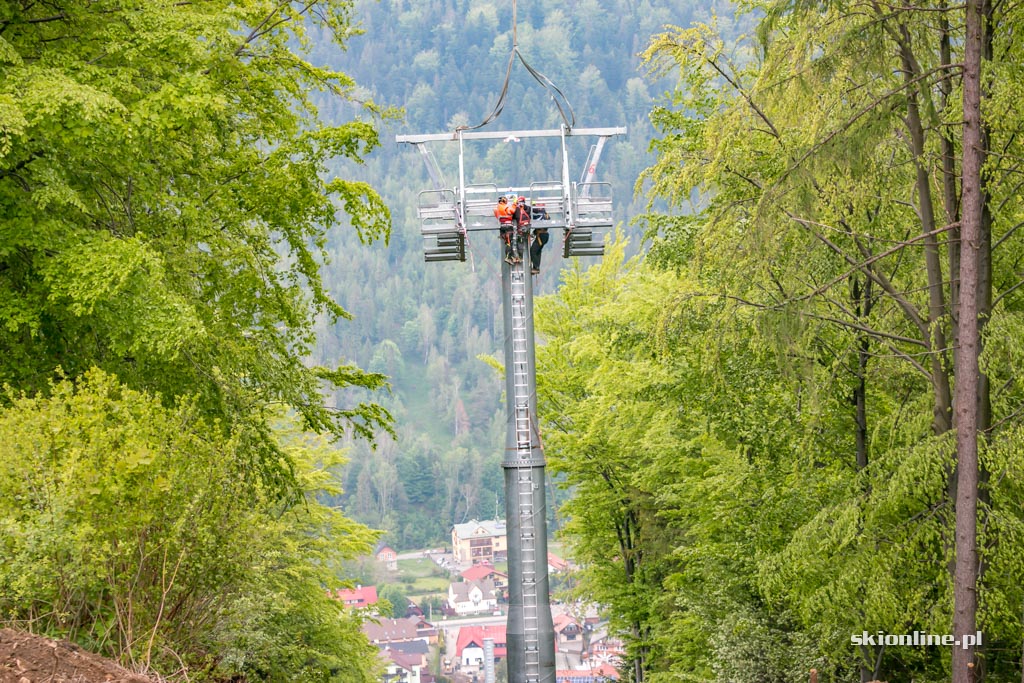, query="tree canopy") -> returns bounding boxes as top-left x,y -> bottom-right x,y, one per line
1,0 -> 393,496
532,0 -> 1024,678
1,1 -> 391,679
